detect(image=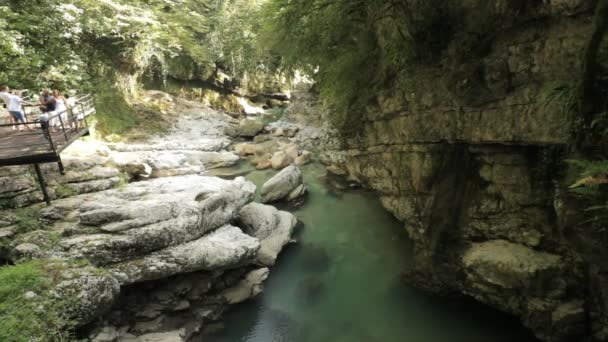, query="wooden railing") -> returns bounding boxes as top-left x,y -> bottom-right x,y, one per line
0,94 -> 96,163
